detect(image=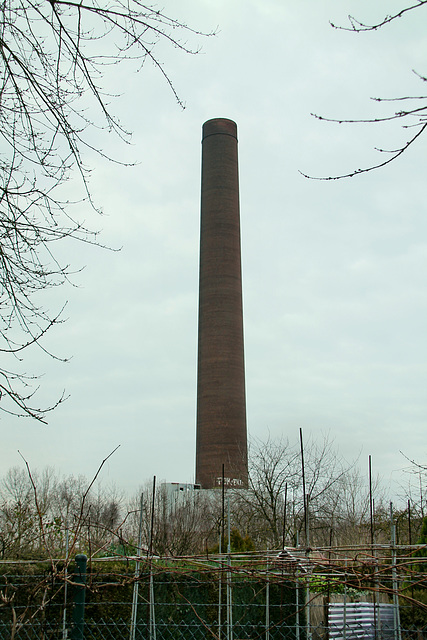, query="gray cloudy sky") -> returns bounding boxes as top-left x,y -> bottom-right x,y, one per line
3,0 -> 426,500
